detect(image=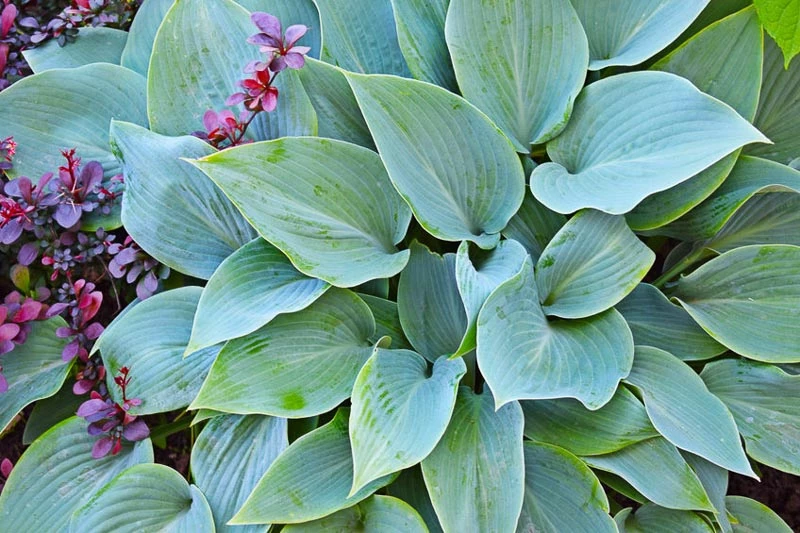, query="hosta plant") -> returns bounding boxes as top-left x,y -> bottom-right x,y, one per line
1,0 -> 800,531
